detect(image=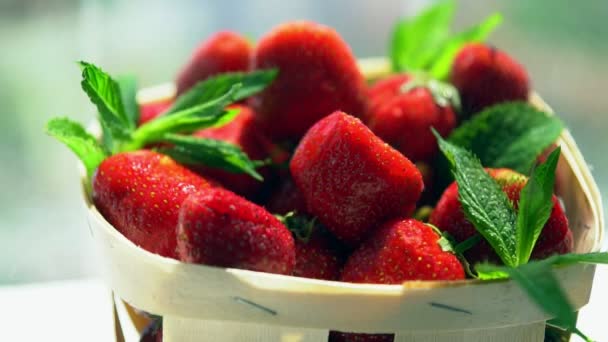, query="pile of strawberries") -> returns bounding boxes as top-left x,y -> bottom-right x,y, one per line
54,18 -> 575,342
